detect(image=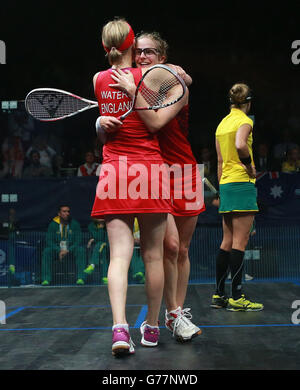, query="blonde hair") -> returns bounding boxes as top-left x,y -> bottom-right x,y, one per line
136,31 -> 168,61
102,18 -> 130,65
229,83 -> 252,107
